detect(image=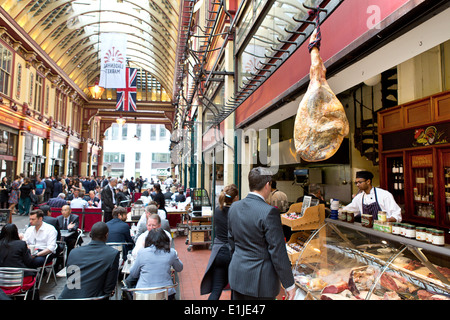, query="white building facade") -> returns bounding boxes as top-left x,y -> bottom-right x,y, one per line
103,123 -> 171,181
